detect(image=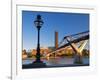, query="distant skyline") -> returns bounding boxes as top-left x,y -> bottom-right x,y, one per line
22,11 -> 89,51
